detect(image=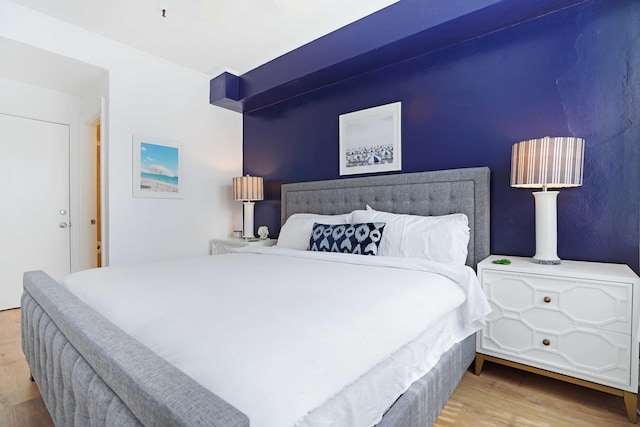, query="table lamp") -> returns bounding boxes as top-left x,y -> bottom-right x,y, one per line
511,136 -> 585,264
233,175 -> 264,239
